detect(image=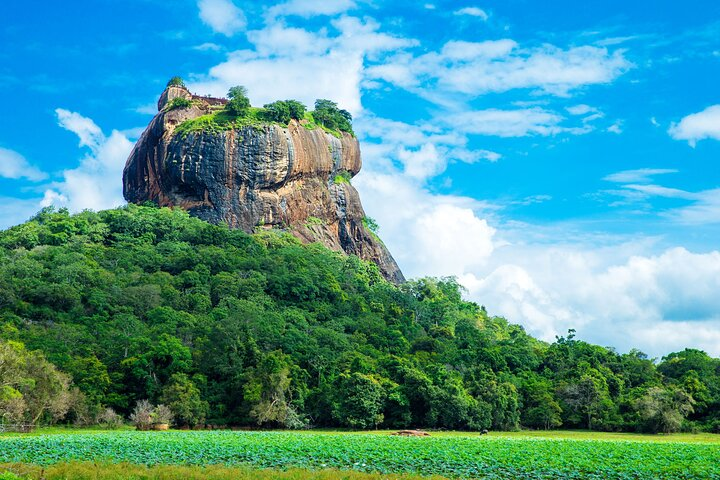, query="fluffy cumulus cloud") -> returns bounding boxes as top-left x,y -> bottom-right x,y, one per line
197,0 -> 247,36
188,17 -> 415,114
47,109 -> 134,212
0,147 -> 46,181
668,104 -> 720,146
460,244 -> 720,356
354,171 -> 497,279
